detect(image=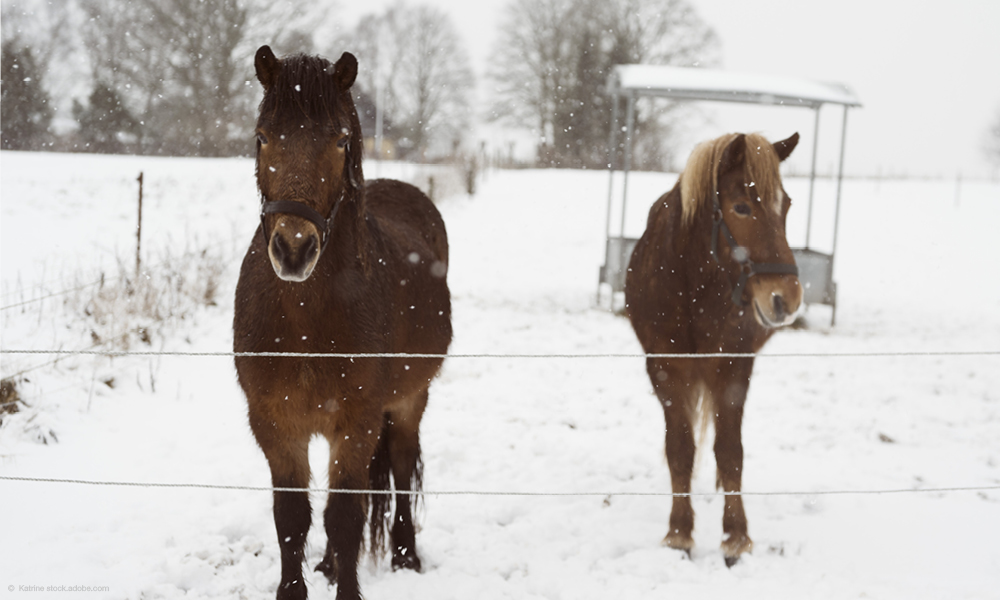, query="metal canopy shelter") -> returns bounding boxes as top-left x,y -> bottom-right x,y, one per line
598,65 -> 861,325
